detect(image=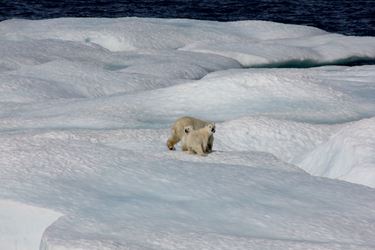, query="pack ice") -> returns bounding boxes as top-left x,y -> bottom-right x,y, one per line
0,18 -> 375,250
